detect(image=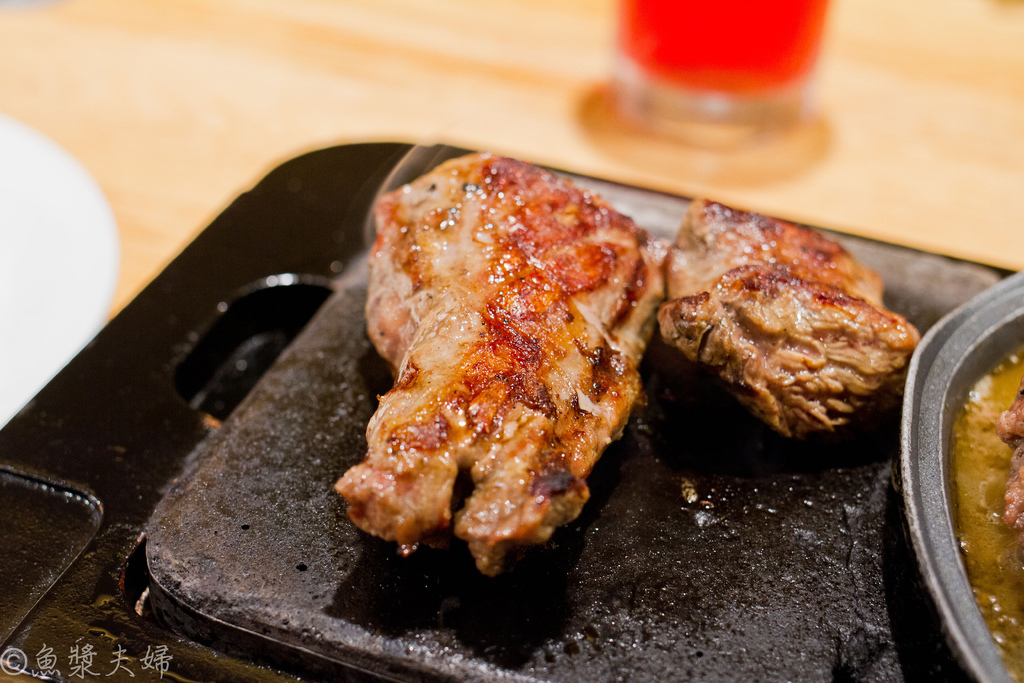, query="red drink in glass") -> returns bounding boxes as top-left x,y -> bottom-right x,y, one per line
613,0 -> 830,145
